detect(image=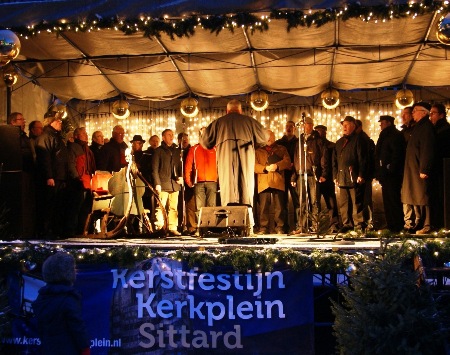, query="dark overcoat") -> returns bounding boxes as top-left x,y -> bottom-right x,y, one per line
401,116 -> 436,205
